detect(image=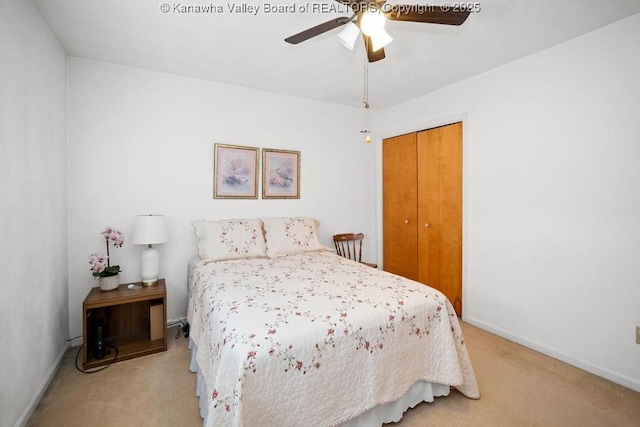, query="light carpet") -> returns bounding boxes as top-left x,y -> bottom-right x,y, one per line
28,322 -> 640,426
